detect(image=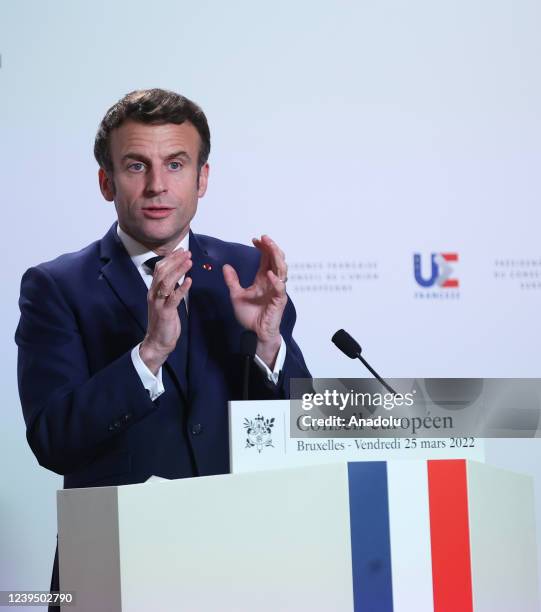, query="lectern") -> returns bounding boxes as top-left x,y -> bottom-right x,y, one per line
57,460 -> 538,611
